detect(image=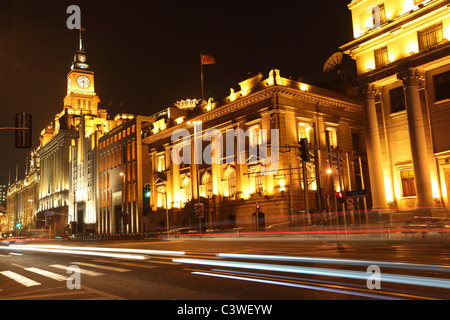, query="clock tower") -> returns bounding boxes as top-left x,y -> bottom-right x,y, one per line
63,31 -> 100,115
